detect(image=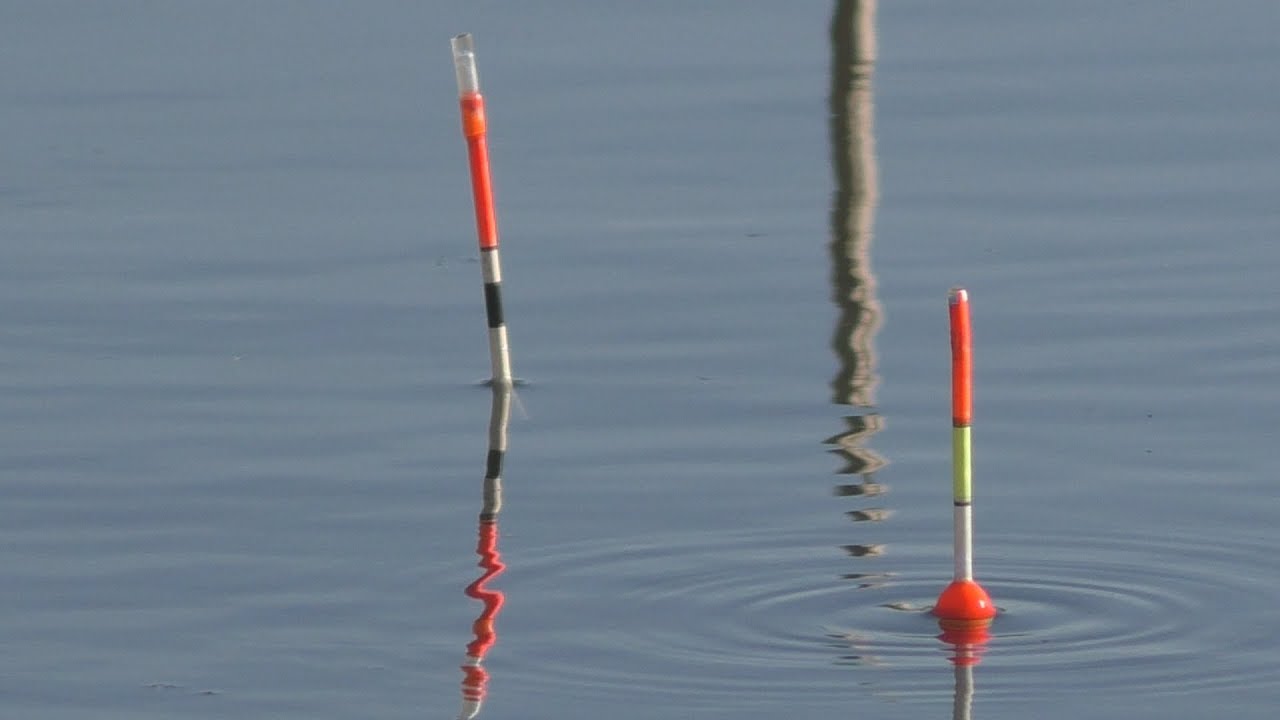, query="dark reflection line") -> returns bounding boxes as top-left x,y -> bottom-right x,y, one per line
827,0 -> 888,585
458,385 -> 511,720
829,0 -> 881,411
